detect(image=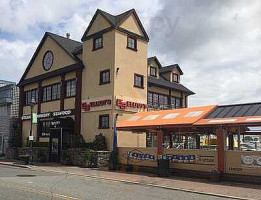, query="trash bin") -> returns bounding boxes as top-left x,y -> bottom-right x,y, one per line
157,159 -> 170,177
